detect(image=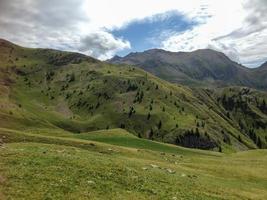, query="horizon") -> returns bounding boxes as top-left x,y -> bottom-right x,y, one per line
3,37 -> 265,69
0,0 -> 266,67
1,2 -> 267,198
